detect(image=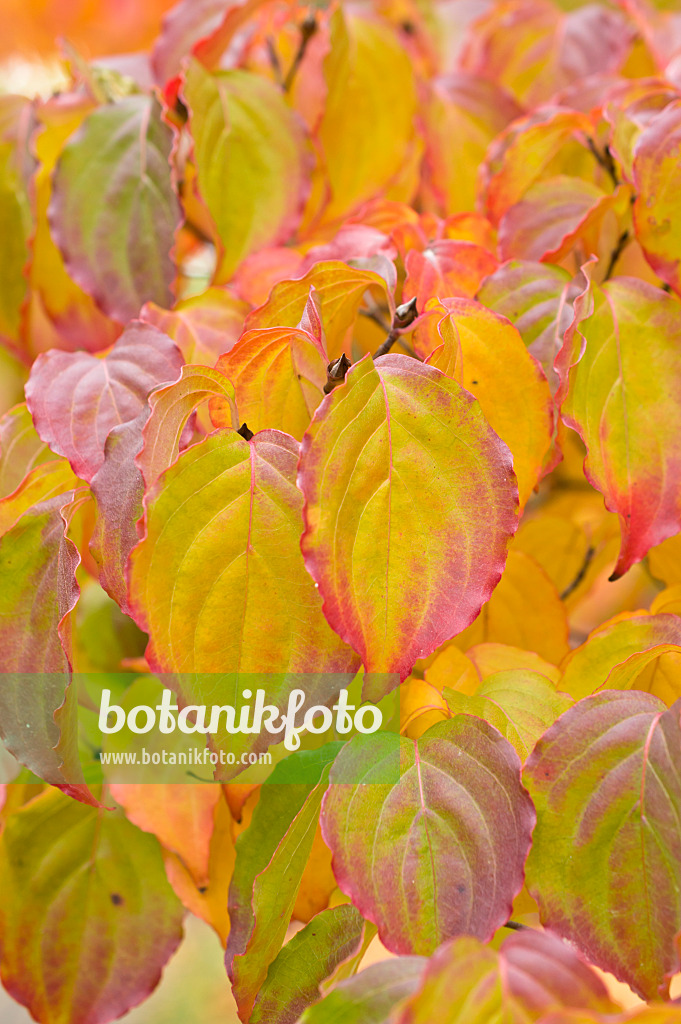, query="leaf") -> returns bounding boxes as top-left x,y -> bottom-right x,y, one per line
90,361 -> 223,610
404,241 -> 499,313
129,428 -> 357,673
513,513 -> 593,601
141,288 -> 250,365
649,533 -> 681,587
482,108 -> 596,228
420,74 -> 522,217
303,8 -> 418,230
127,429 -> 358,770
444,669 -> 573,762
0,98 -> 32,344
50,94 -> 180,323
24,93 -> 120,358
162,788 -> 235,945
560,613 -> 681,705
423,645 -> 481,695
244,260 -> 393,361
633,101 -> 681,296
110,782 -> 221,887
424,299 -> 554,506
477,259 -> 595,394
0,491 -> 95,801
293,822 -> 339,923
540,1010 -> 681,1024
89,412 -> 147,611
250,904 -> 366,1024
0,788 -> 184,1024
0,403 -> 51,499
0,459 -> 79,535
151,0 -> 268,84
299,354 -> 518,691
524,690 -> 681,999
452,549 -> 570,665
558,277 -> 681,578
182,59 -> 310,283
299,958 -> 426,1024
466,643 -> 561,684
227,746 -> 341,1020
211,305 -> 328,439
26,321 -> 183,483
137,363 -> 237,486
498,178 -> 630,264
394,930 -> 618,1023
460,1 -> 634,106
321,718 -> 535,955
